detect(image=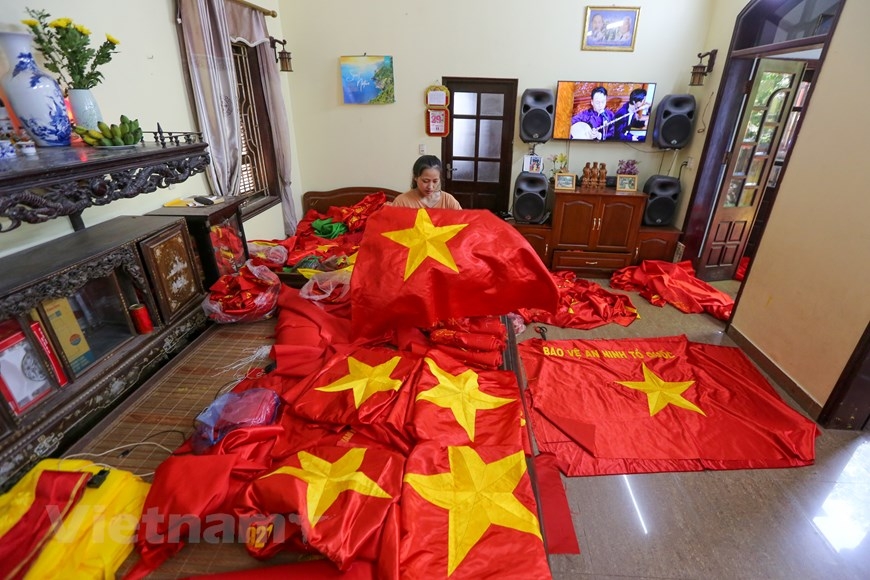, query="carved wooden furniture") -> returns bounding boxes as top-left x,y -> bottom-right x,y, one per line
147,196 -> 250,289
0,141 -> 210,232
0,216 -> 206,490
512,222 -> 553,266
